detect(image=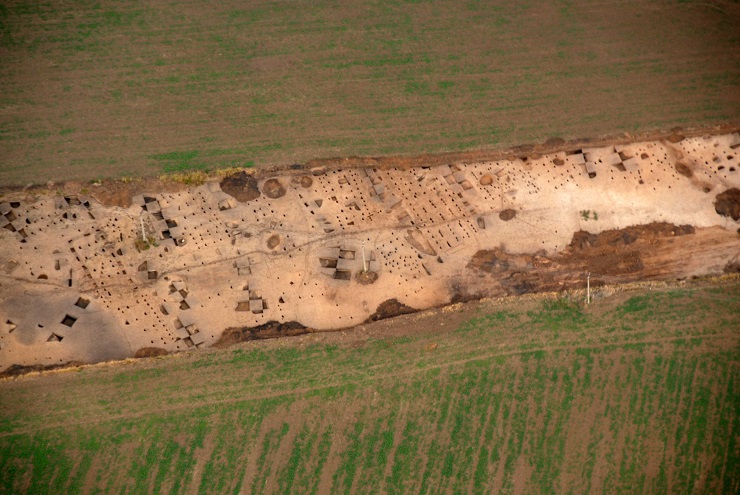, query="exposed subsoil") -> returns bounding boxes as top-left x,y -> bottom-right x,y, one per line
463,222 -> 738,298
